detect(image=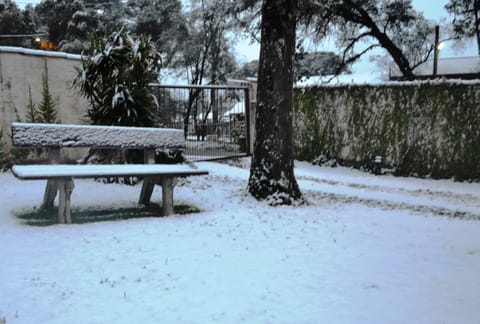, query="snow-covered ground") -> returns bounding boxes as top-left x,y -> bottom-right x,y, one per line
1,158 -> 480,324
